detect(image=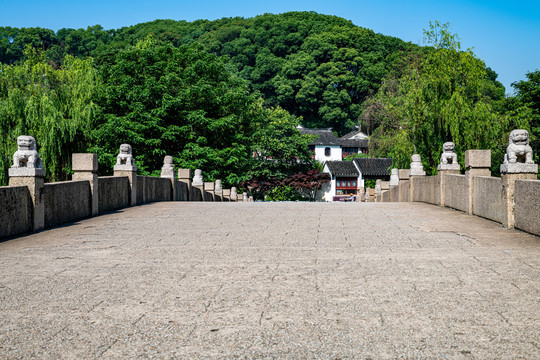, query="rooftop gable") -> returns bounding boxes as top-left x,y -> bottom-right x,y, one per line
353,158 -> 393,177
325,161 -> 359,177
